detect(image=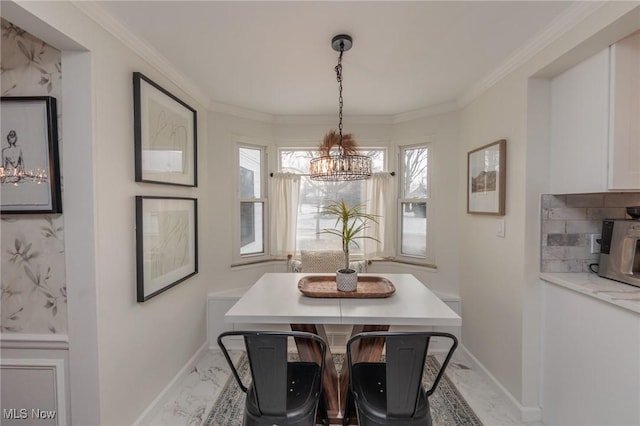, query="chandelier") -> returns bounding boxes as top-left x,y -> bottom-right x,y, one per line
309,34 -> 372,181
